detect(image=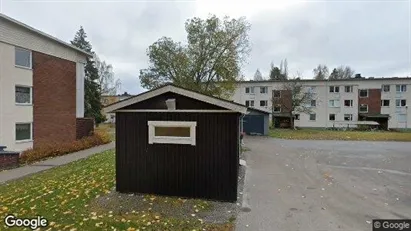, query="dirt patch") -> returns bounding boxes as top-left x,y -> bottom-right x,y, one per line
89,165 -> 246,226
